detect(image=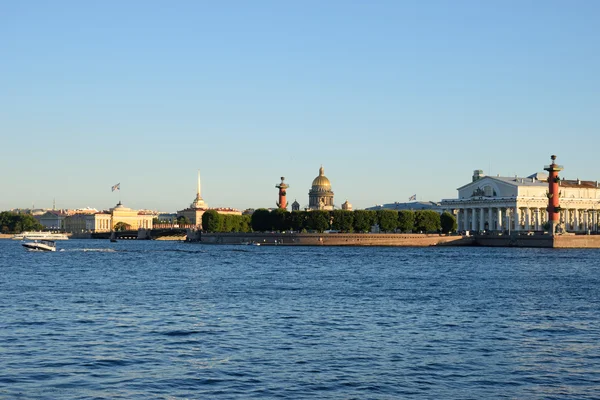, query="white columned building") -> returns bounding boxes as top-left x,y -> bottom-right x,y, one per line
441,170 -> 600,234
